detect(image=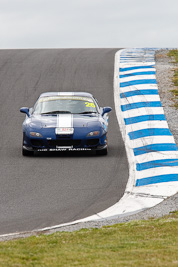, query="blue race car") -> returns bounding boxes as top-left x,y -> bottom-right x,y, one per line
20,92 -> 112,156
